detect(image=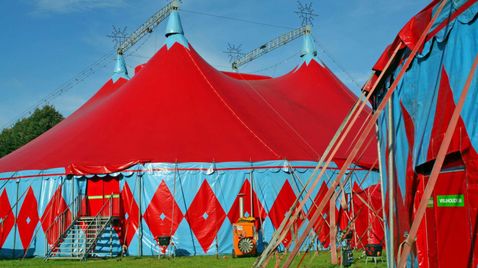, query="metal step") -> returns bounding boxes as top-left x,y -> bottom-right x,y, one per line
48,257 -> 83,260
45,215 -> 115,261
51,249 -> 86,253
45,197 -> 118,261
